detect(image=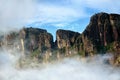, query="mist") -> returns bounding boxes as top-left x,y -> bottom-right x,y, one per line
0,50 -> 120,80
0,0 -> 120,80
1,0 -> 120,33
